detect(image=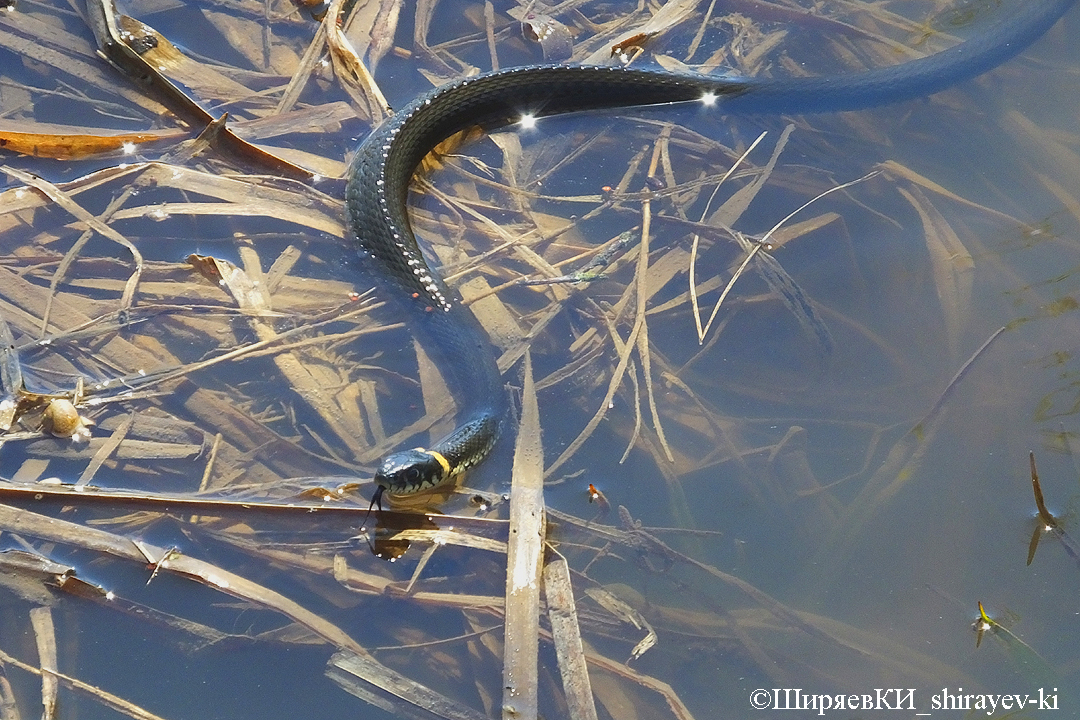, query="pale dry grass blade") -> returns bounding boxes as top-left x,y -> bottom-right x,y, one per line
636,313 -> 674,462
197,433 -> 222,492
326,0 -> 392,122
694,128 -> 795,341
617,359 -> 643,463
580,651 -> 695,720
0,310 -> 20,431
546,132 -> 677,476
503,351 -> 545,720
690,131 -> 768,342
684,0 -> 720,61
0,646 -> 173,720
328,650 -> 490,720
692,239 -> 762,343
0,16 -> 163,115
746,171 -> 879,351
97,162 -> 342,226
0,672 -> 18,720
484,0 -> 499,69
386,528 -> 507,554
29,606 -> 57,720
710,125 -> 793,229
231,245 -> 370,458
107,198 -> 344,238
76,411 -> 134,486
2,166 -> 144,313
39,188 -> 134,337
636,138 -> 675,464
878,160 -> 1021,224
0,502 -> 368,653
543,552 -> 599,720
277,23 -> 330,116
758,172 -> 881,250
896,185 -> 974,357
0,166 -> 139,221
404,543 -> 439,595
694,169 -> 877,346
